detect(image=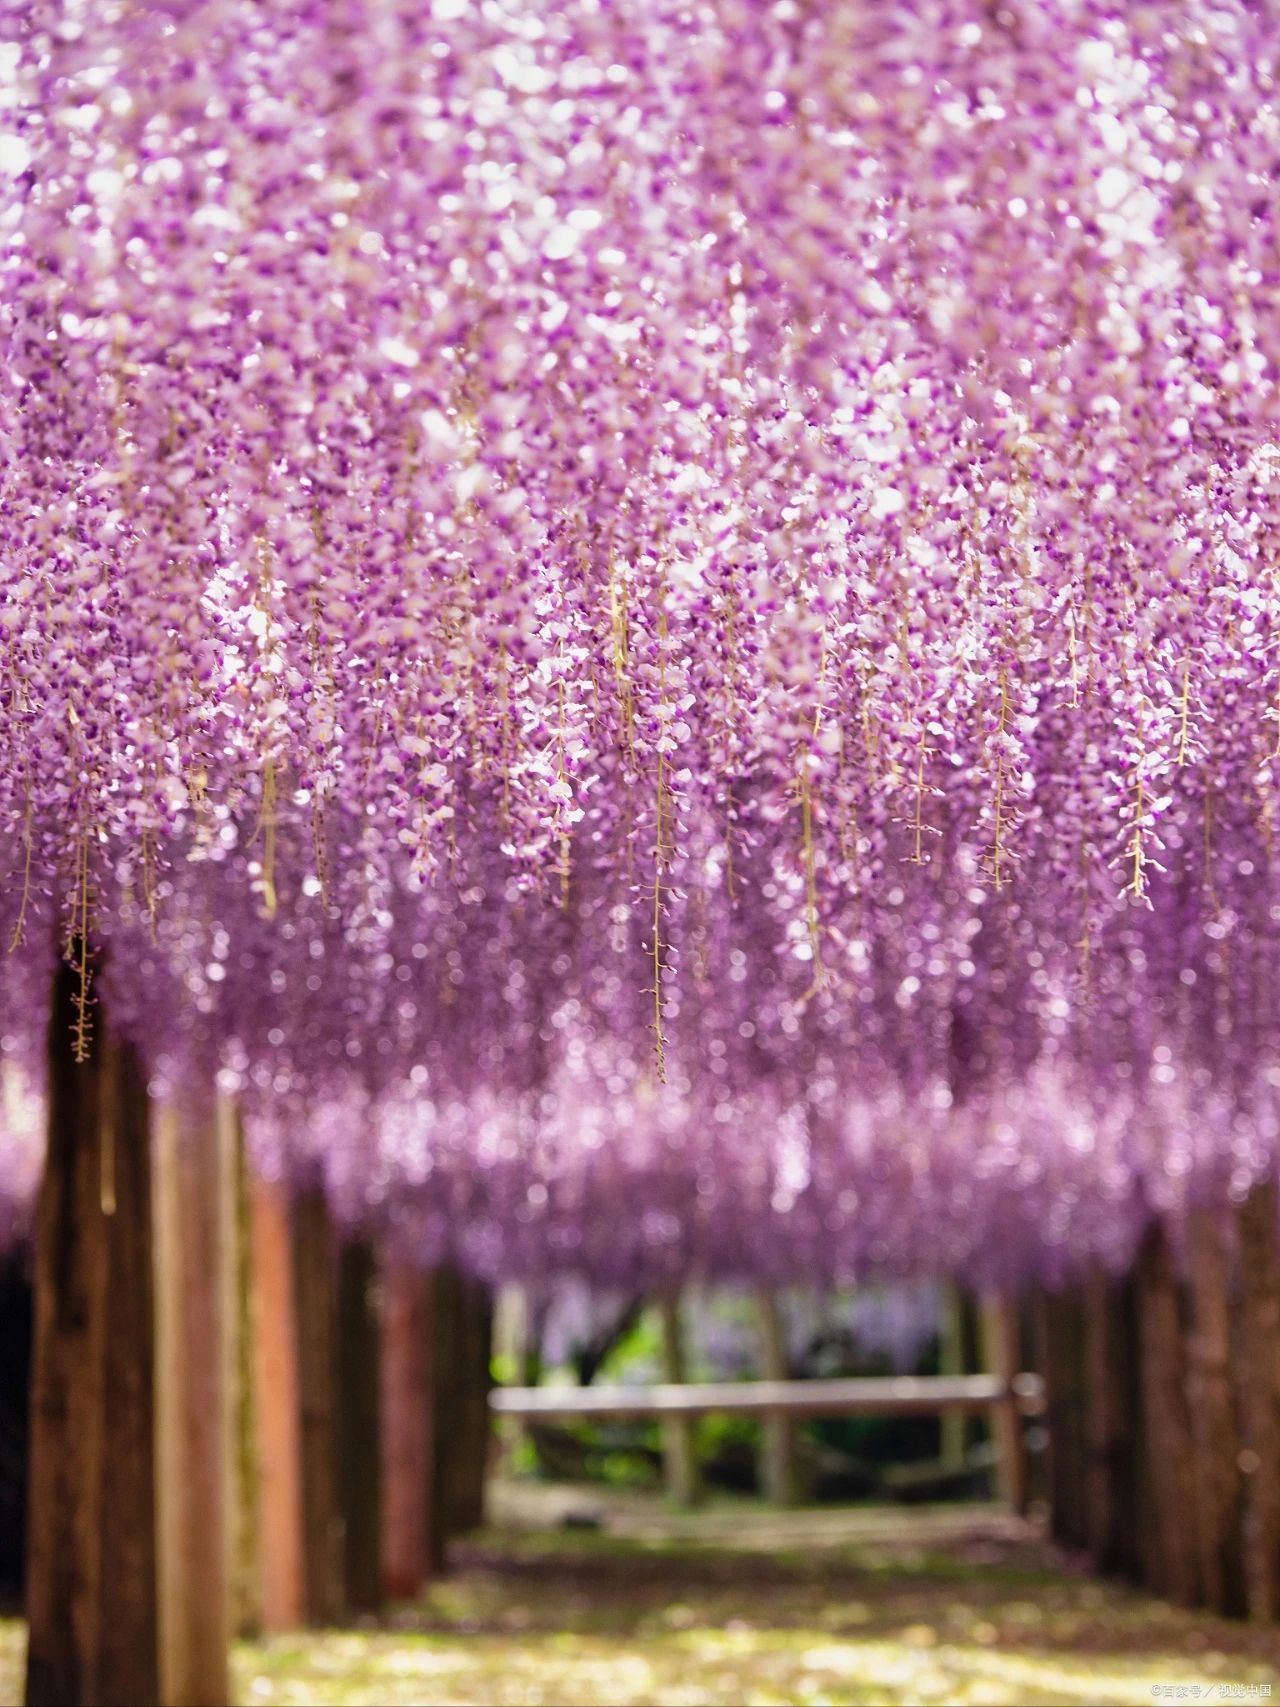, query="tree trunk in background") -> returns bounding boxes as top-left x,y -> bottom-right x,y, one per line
251,1174 -> 305,1630
25,961 -> 108,1707
428,1266 -> 495,1568
1083,1270 -> 1140,1576
938,1282 -> 968,1471
658,1292 -> 701,1508
380,1261 -> 431,1600
153,1100 -> 184,1702
154,1095 -> 232,1707
1236,1180 -> 1280,1620
95,1040 -> 159,1707
756,1287 -> 802,1506
1186,1205 -> 1248,1617
1119,1272 -> 1150,1583
422,1268 -> 444,1576
979,1294 -> 1028,1515
0,1250 -> 32,1601
427,1264 -> 461,1575
336,1238 -> 382,1614
455,1273 -> 494,1535
1033,1286 -> 1089,1550
228,1118 -> 261,1638
26,970 -> 161,1707
294,1188 -> 342,1625
1136,1220 -> 1201,1606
